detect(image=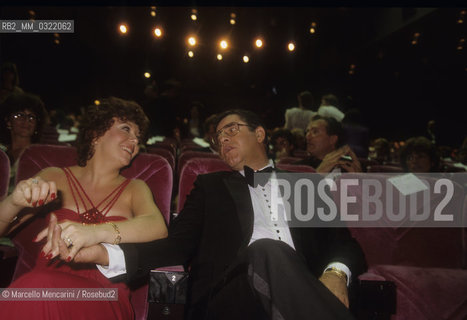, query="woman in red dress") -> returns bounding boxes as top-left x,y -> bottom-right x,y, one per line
0,97 -> 168,319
